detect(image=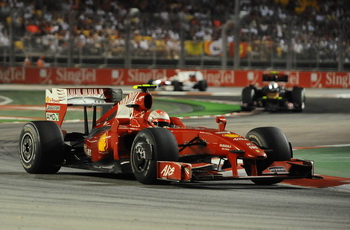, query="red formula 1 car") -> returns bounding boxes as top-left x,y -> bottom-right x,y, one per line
19,85 -> 314,185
